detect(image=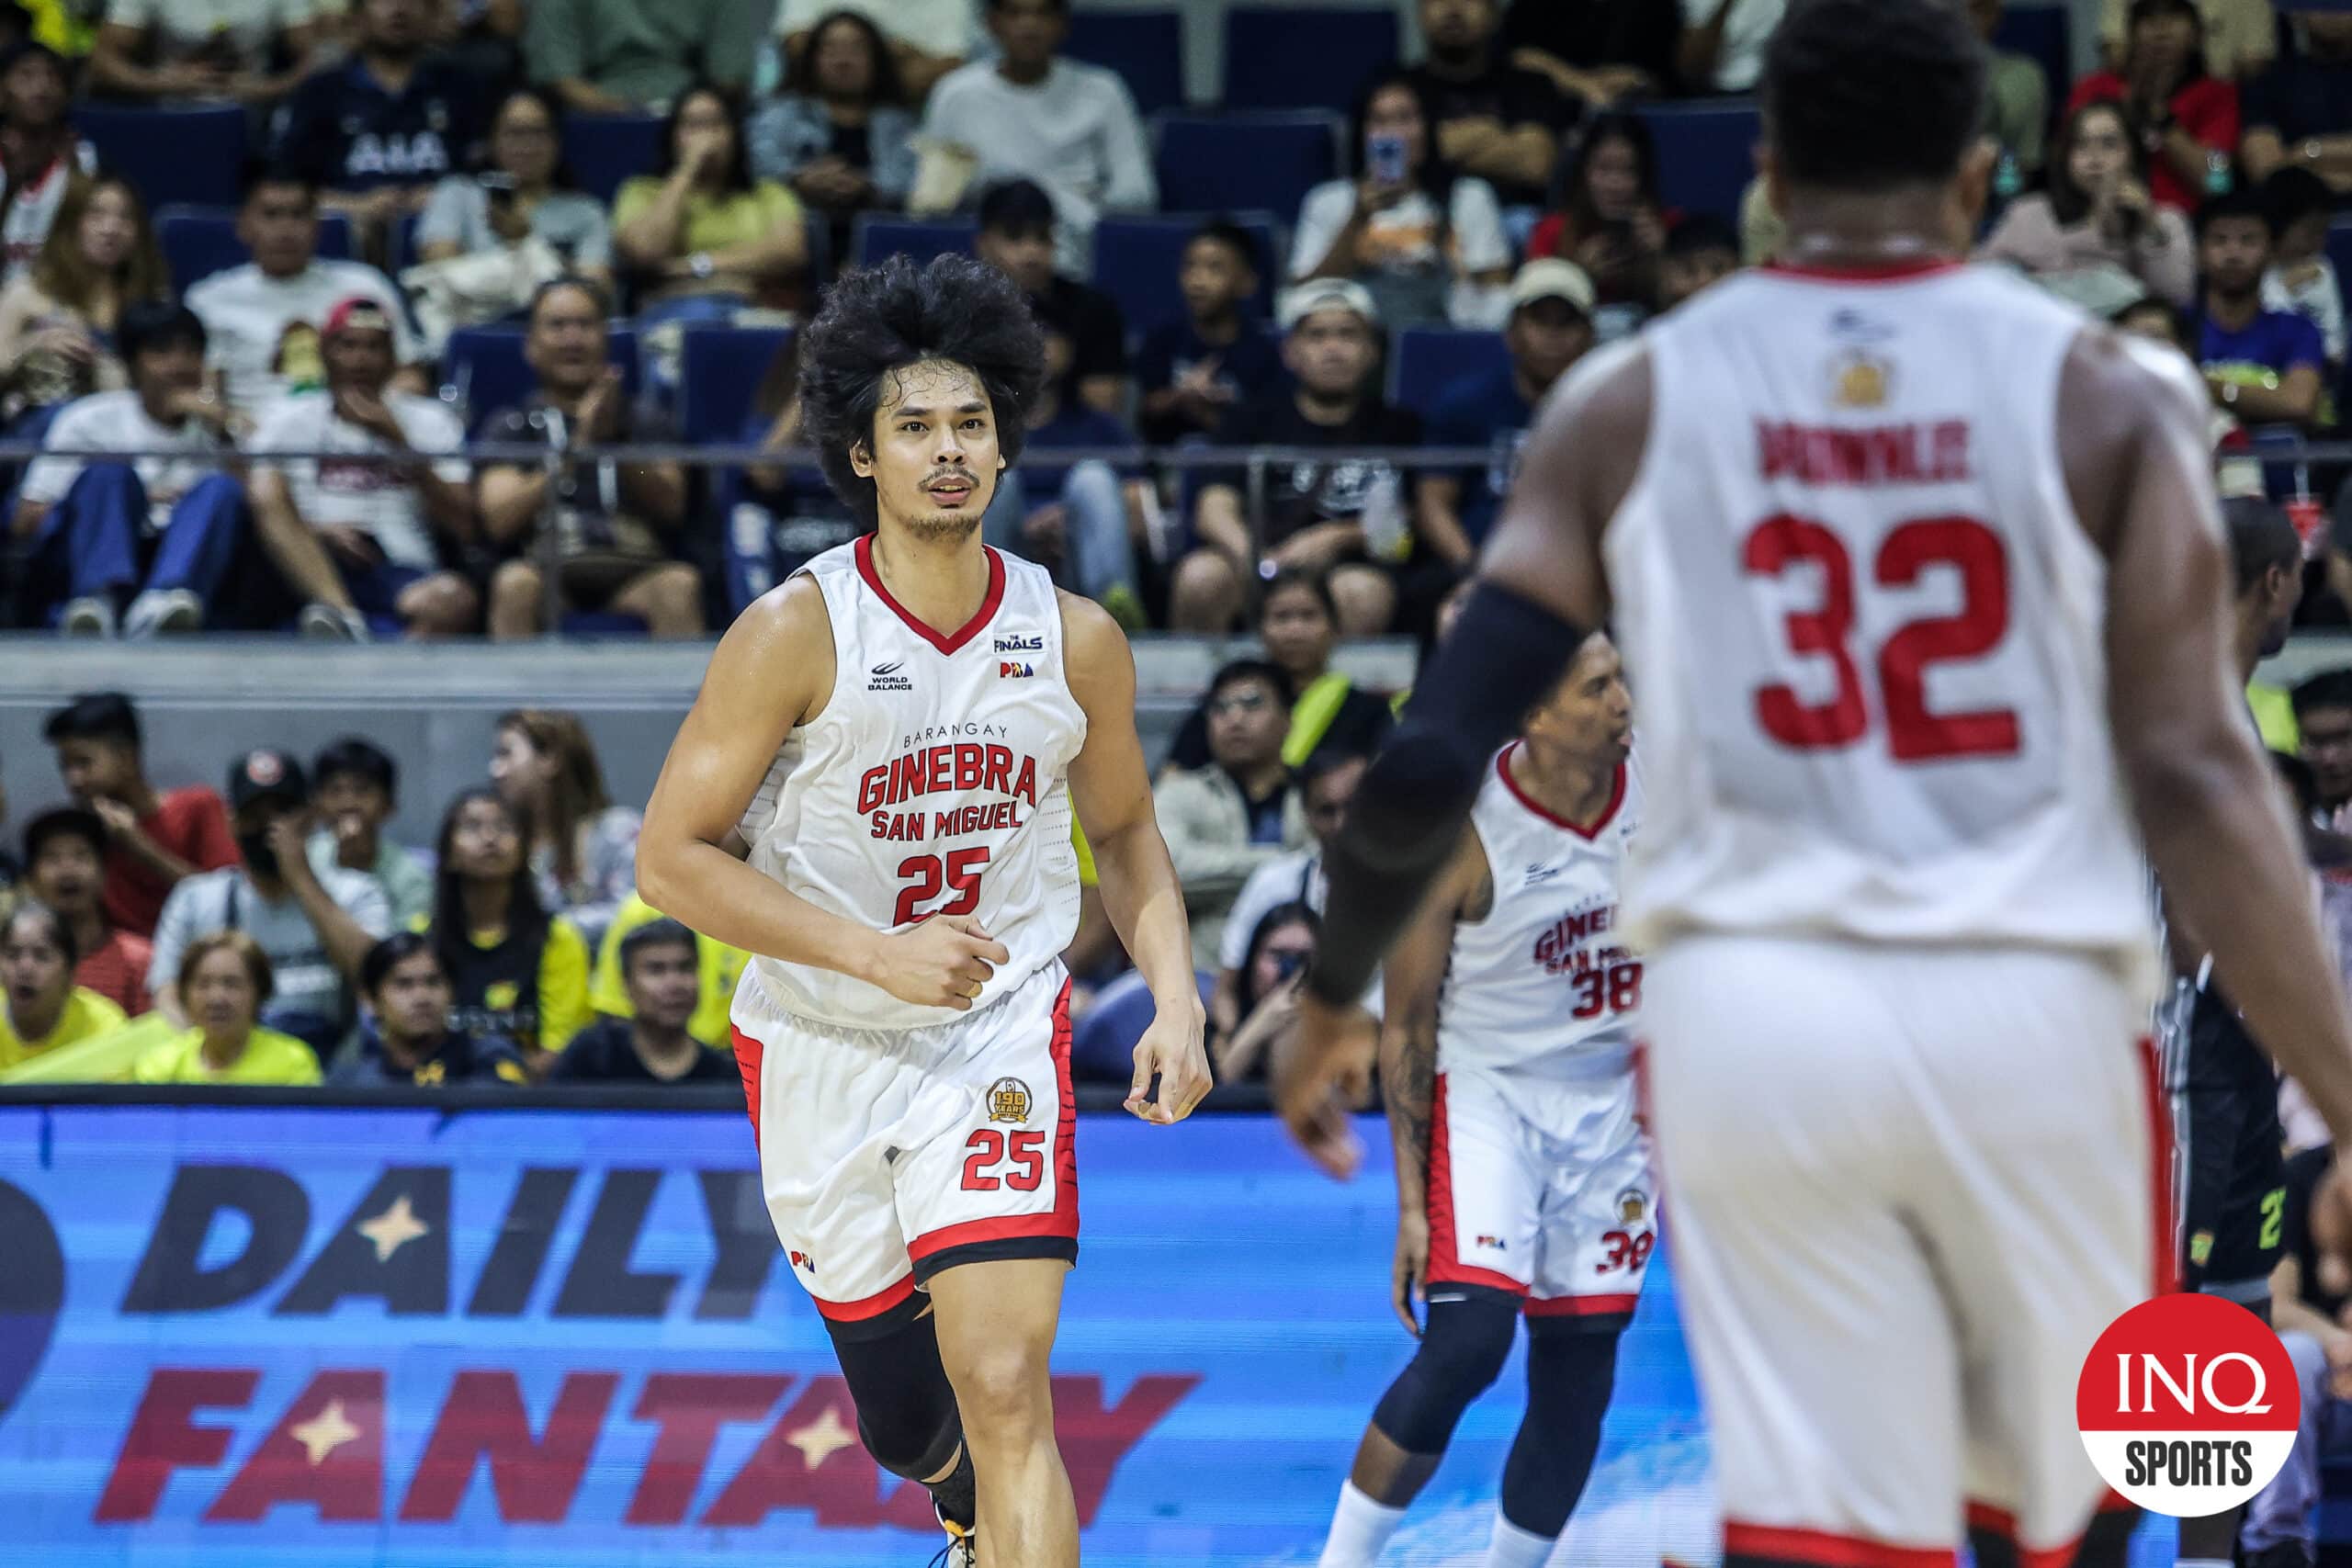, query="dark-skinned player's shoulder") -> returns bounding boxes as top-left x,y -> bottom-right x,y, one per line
2056,320 -> 2215,558
1532,336 -> 1654,523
